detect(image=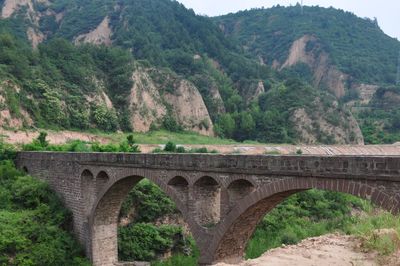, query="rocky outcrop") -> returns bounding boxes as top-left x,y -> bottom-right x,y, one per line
241,81 -> 265,103
129,69 -> 167,132
1,0 -> 49,47
129,68 -> 214,136
209,84 -> 226,114
164,79 -> 214,136
281,35 -> 348,98
27,27 -> 45,48
291,98 -> 364,145
74,16 -> 112,46
0,81 -> 33,129
1,0 -> 34,18
353,83 -> 379,104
